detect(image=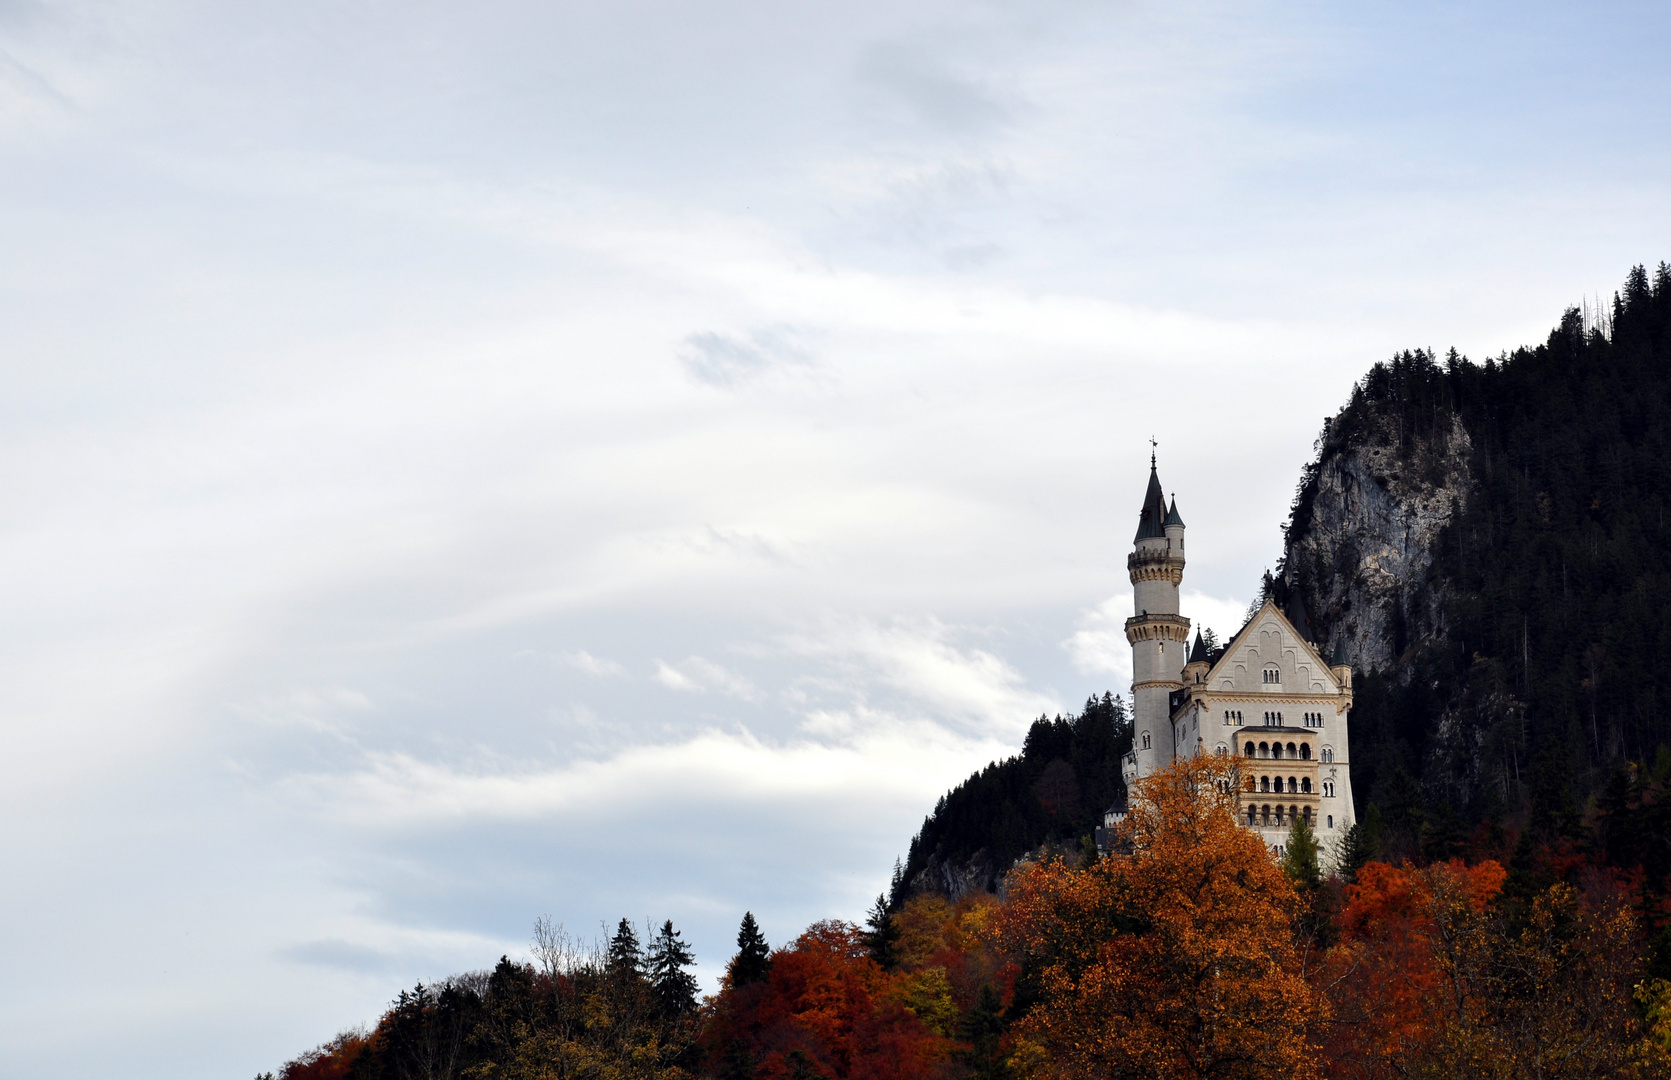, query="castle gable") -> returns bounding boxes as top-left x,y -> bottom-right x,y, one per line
1207,600 -> 1340,696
